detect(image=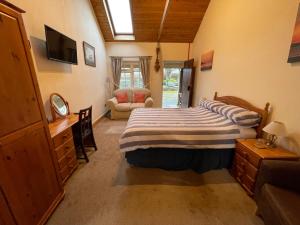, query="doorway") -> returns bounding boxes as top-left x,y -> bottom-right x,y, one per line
162,61 -> 183,108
